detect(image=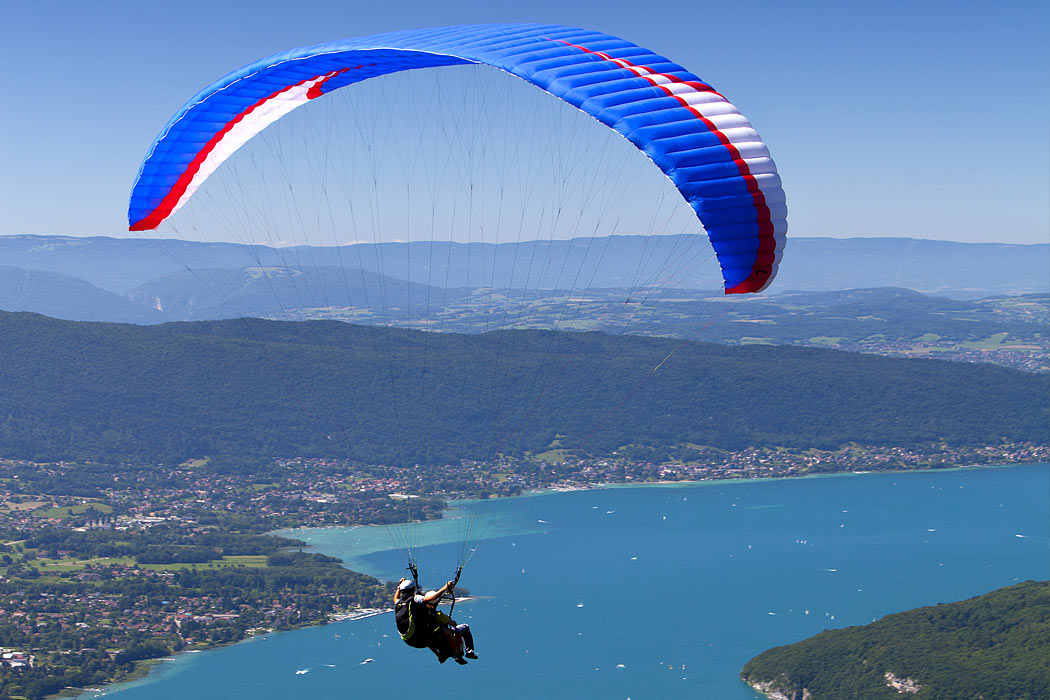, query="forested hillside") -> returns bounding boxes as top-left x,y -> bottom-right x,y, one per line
0,312 -> 1046,464
742,580 -> 1050,700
